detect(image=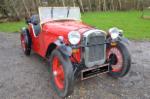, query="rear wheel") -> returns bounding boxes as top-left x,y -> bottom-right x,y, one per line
20,29 -> 31,56
107,42 -> 131,78
49,49 -> 74,98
